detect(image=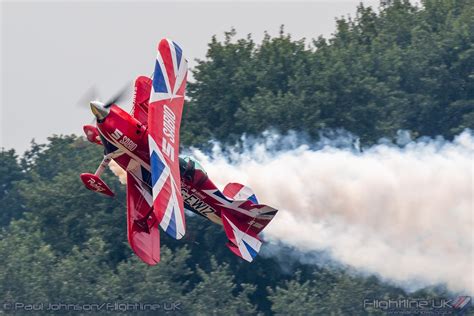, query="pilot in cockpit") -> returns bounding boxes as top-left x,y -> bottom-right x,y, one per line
179,156 -> 208,186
